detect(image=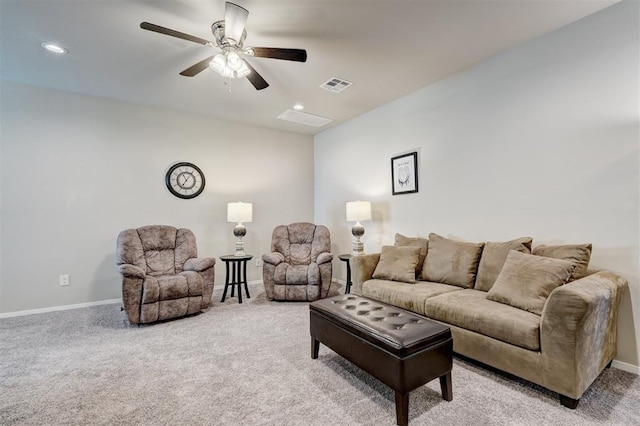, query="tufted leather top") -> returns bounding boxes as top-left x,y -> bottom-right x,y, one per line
310,295 -> 451,357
